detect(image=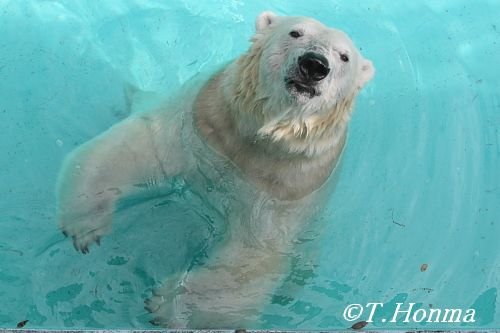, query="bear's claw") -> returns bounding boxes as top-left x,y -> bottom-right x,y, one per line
60,221 -> 110,254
